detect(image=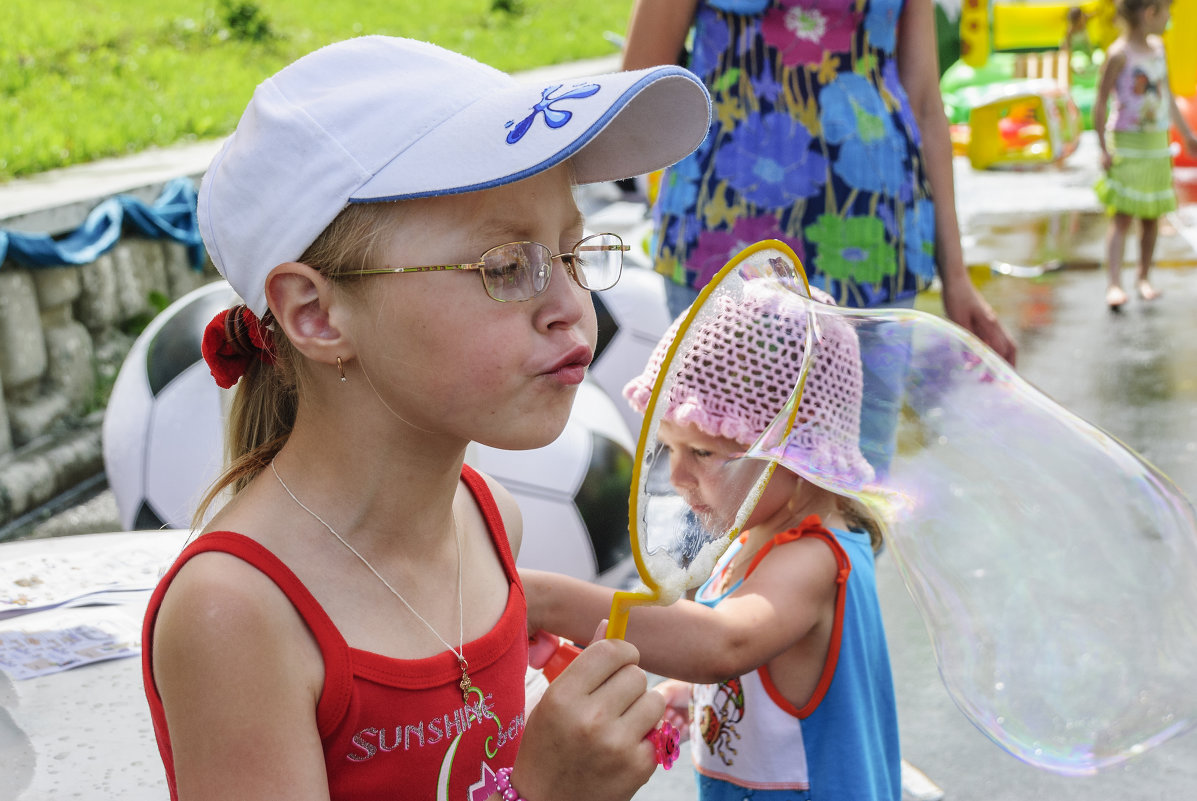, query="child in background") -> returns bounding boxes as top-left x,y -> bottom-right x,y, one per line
140,36 -> 710,801
1063,6 -> 1095,77
523,281 -> 902,801
1094,0 -> 1197,310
